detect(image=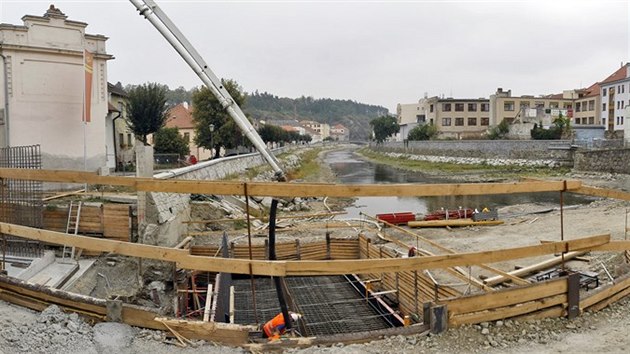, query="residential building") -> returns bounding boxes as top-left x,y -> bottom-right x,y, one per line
570,83 -> 600,127
302,126 -> 322,143
489,88 -> 574,128
0,5 -> 113,172
106,82 -> 135,171
599,63 -> 630,134
300,120 -> 330,139
330,124 -> 349,141
397,96 -> 490,140
164,102 -> 213,160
